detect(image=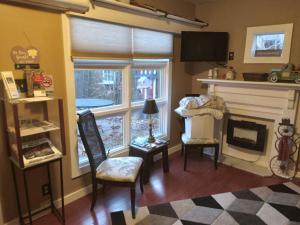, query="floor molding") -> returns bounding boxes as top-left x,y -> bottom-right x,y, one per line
4,143 -> 182,225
